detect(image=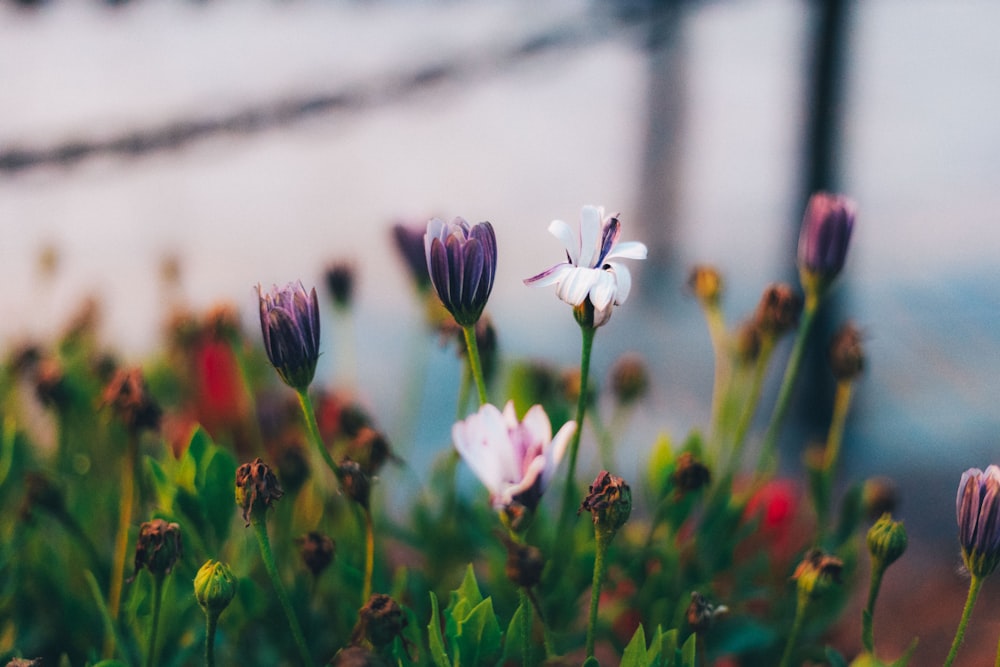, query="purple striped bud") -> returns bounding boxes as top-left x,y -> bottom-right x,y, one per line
957,465 -> 1000,578
797,192 -> 856,285
424,217 -> 497,327
257,281 -> 321,392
